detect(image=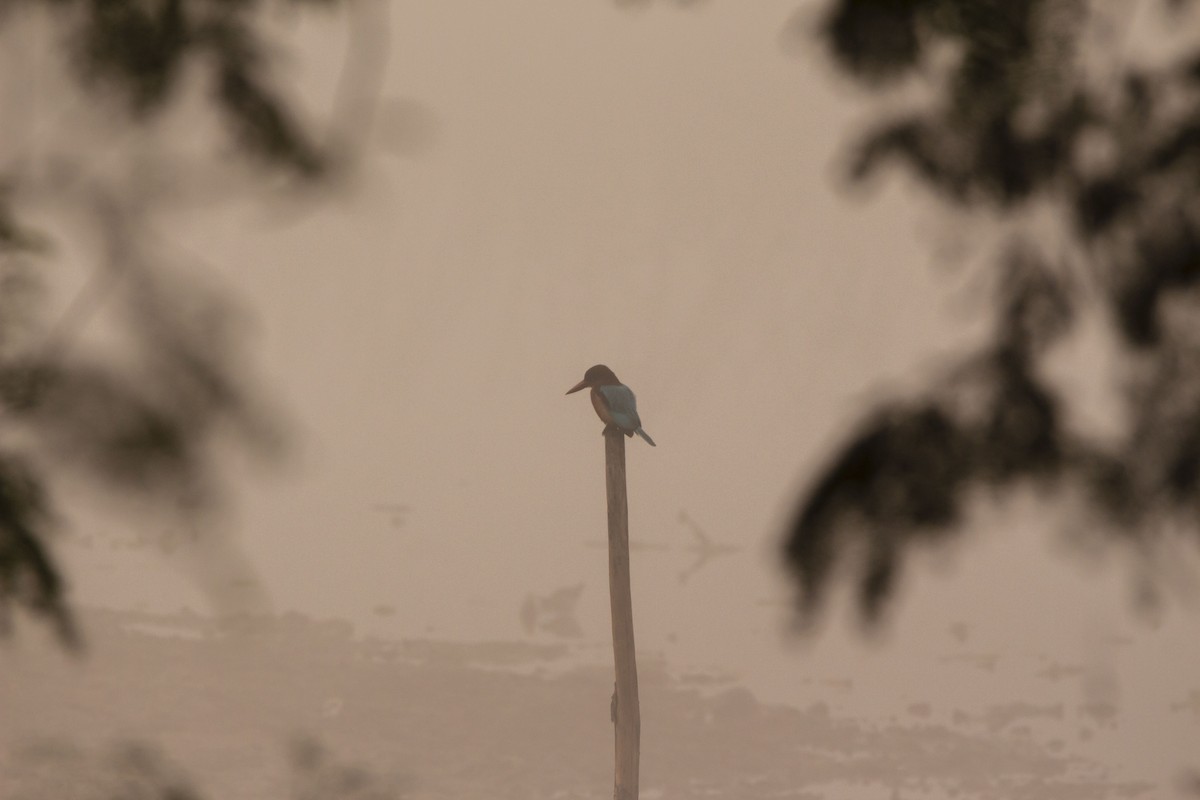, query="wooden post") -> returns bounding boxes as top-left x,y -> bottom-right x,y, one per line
604,428 -> 640,800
